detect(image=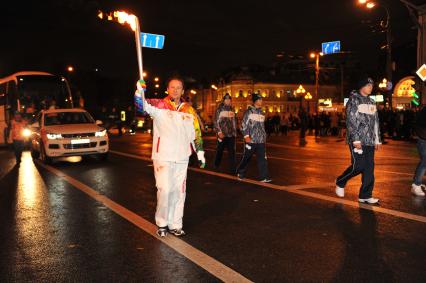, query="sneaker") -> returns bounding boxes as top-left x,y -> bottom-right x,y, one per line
335,185 -> 345,198
169,229 -> 186,237
411,184 -> 425,196
156,227 -> 168,237
358,198 -> 380,204
260,178 -> 272,183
